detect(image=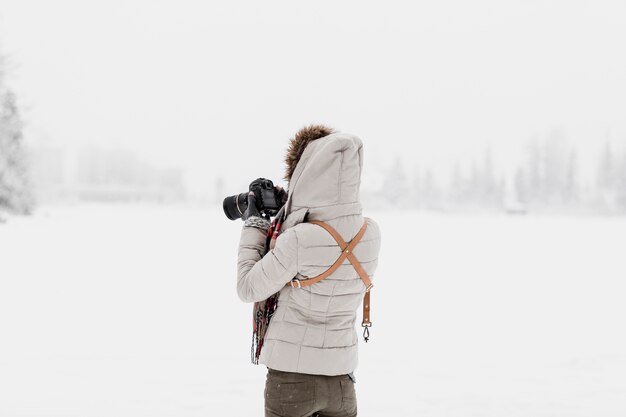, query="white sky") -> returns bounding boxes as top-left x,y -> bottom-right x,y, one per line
1,0 -> 625,193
